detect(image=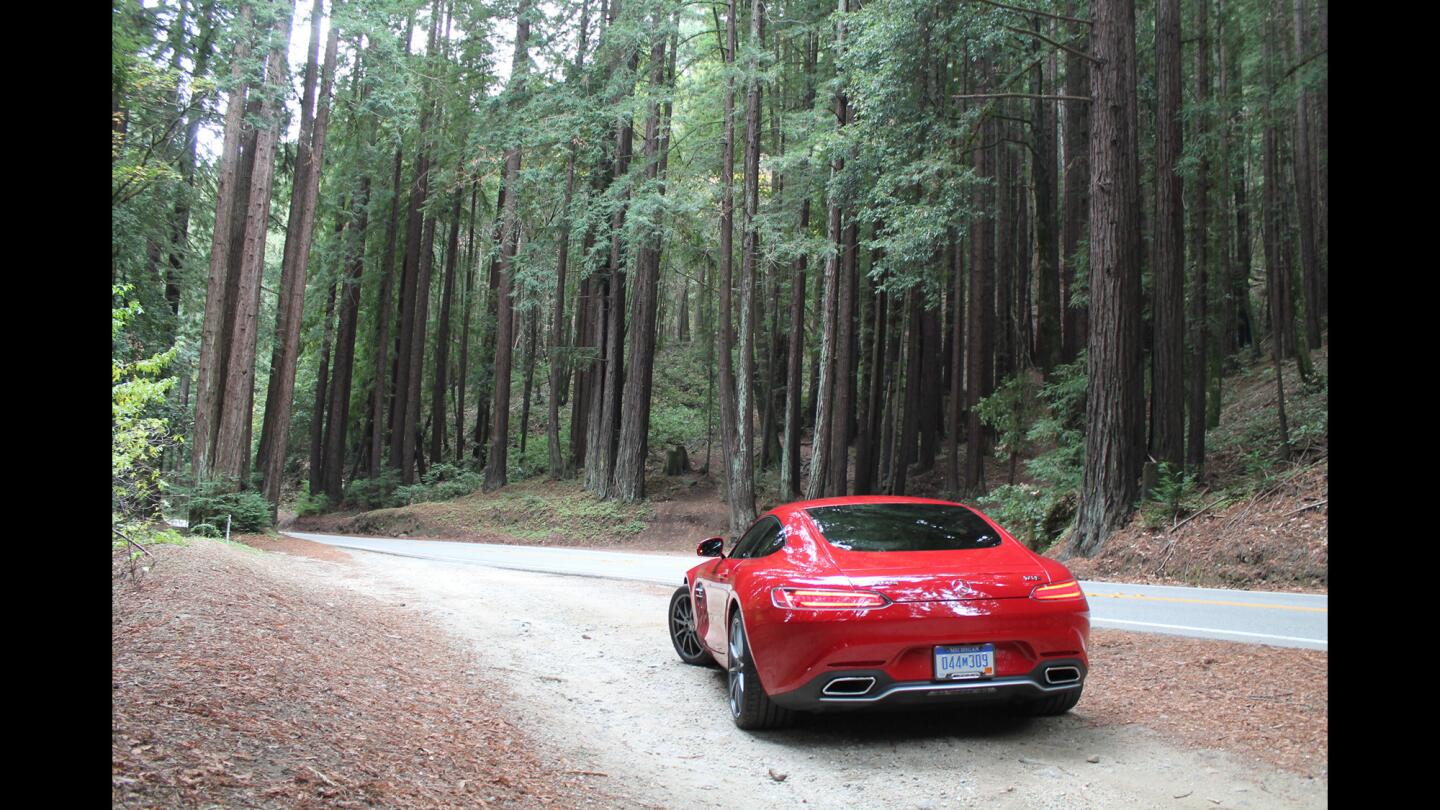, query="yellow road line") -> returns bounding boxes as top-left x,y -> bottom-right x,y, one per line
1084,592 -> 1328,613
